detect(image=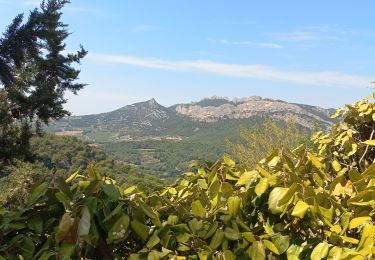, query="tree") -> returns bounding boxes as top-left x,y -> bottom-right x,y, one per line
227,119 -> 311,166
0,0 -> 86,167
